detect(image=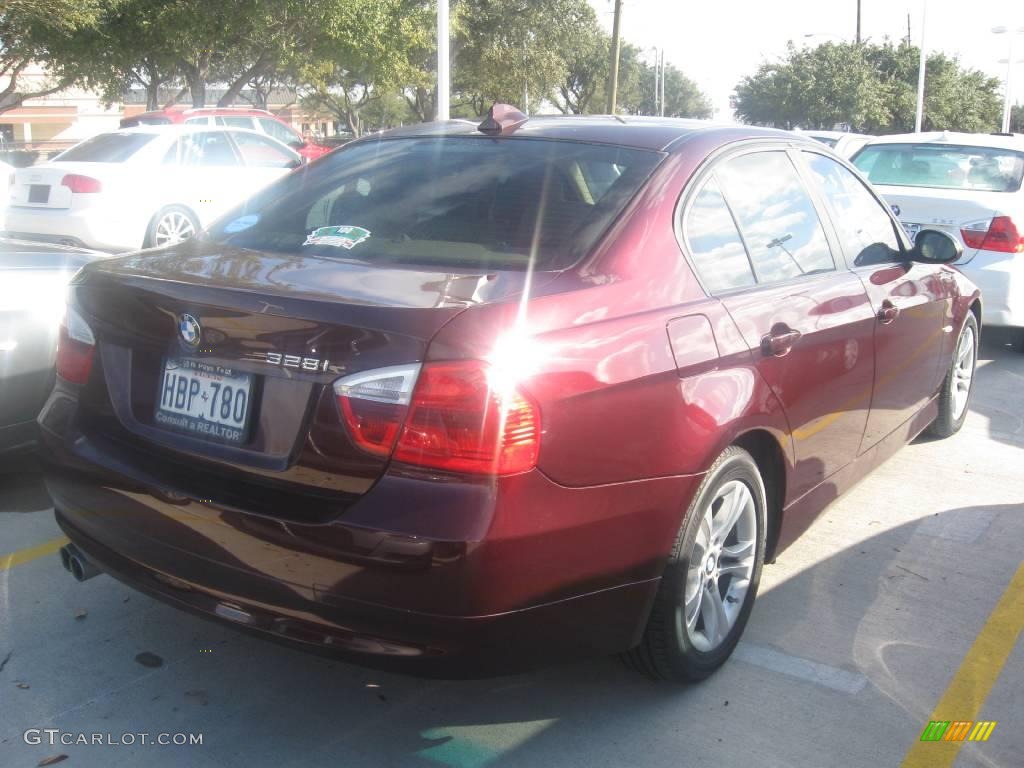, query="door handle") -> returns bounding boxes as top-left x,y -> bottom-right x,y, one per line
760,327 -> 802,357
878,300 -> 900,324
